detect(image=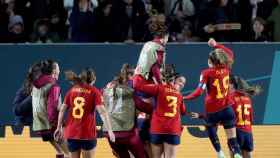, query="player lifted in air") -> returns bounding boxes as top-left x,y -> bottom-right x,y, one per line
133,14 -> 169,157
